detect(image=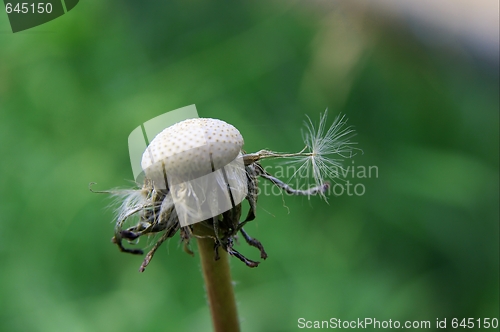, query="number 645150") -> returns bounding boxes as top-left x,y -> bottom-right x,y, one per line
5,2 -> 53,14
